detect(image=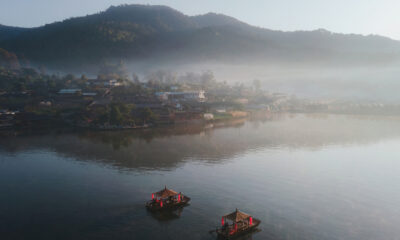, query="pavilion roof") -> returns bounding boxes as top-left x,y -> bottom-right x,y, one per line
223,209 -> 251,222
154,186 -> 178,198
